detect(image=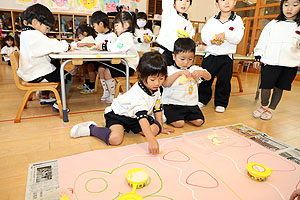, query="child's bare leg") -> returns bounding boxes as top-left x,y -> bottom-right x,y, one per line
98,66 -> 105,79
82,63 -> 89,80
104,68 -> 113,80
87,63 -> 96,83
107,124 -> 125,145
170,120 -> 185,128
189,119 -> 204,127
140,121 -> 161,137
